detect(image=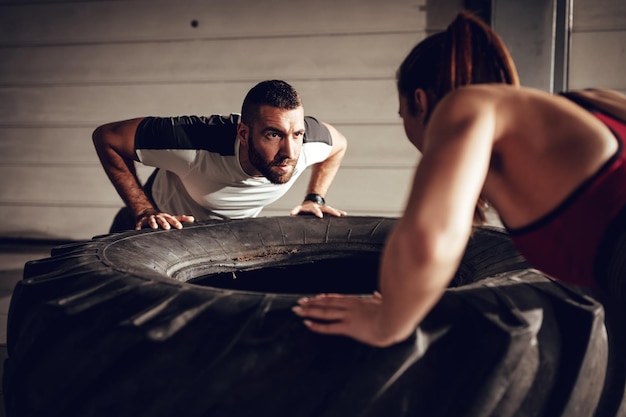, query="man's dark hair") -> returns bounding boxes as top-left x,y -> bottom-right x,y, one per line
241,80 -> 302,126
